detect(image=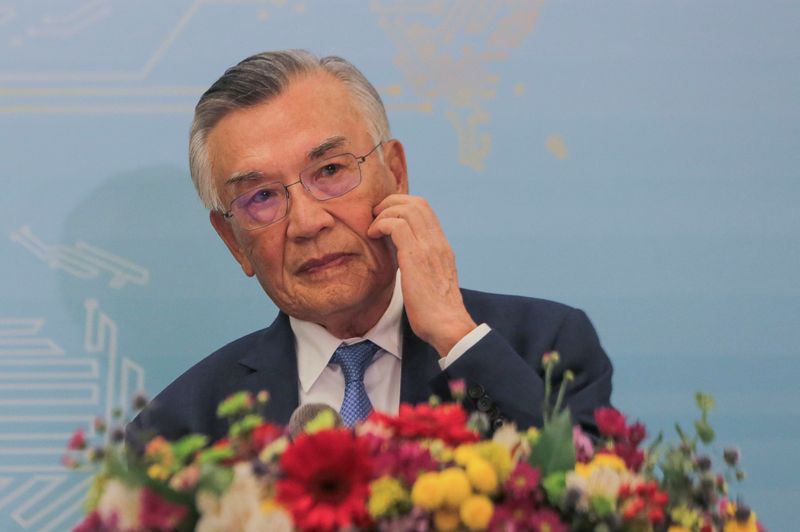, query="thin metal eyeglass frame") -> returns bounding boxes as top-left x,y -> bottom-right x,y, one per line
221,141 -> 383,230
